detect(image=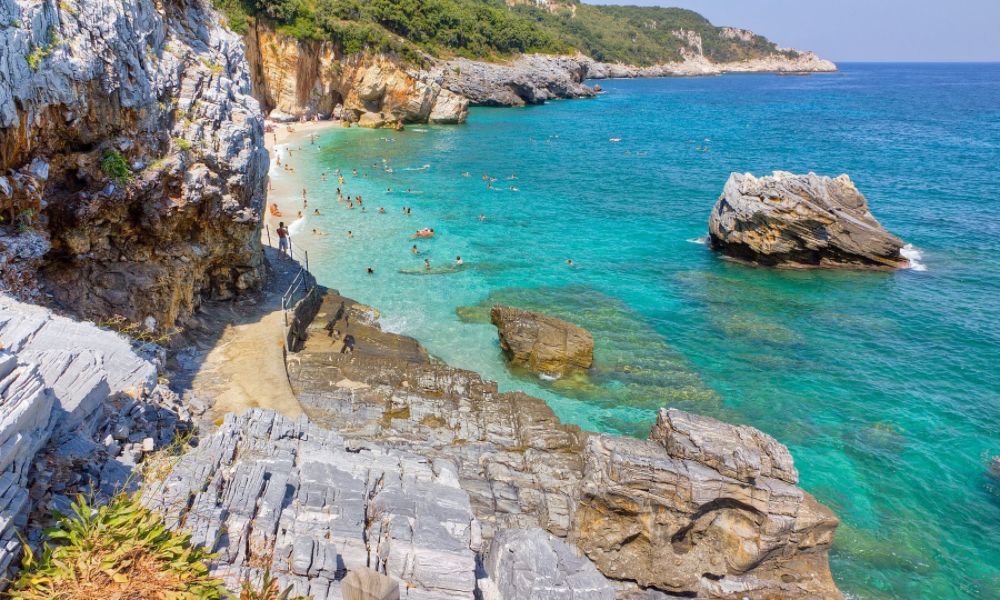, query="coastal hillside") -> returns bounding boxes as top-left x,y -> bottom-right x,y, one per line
217,0 -> 835,124
218,0 -> 798,66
